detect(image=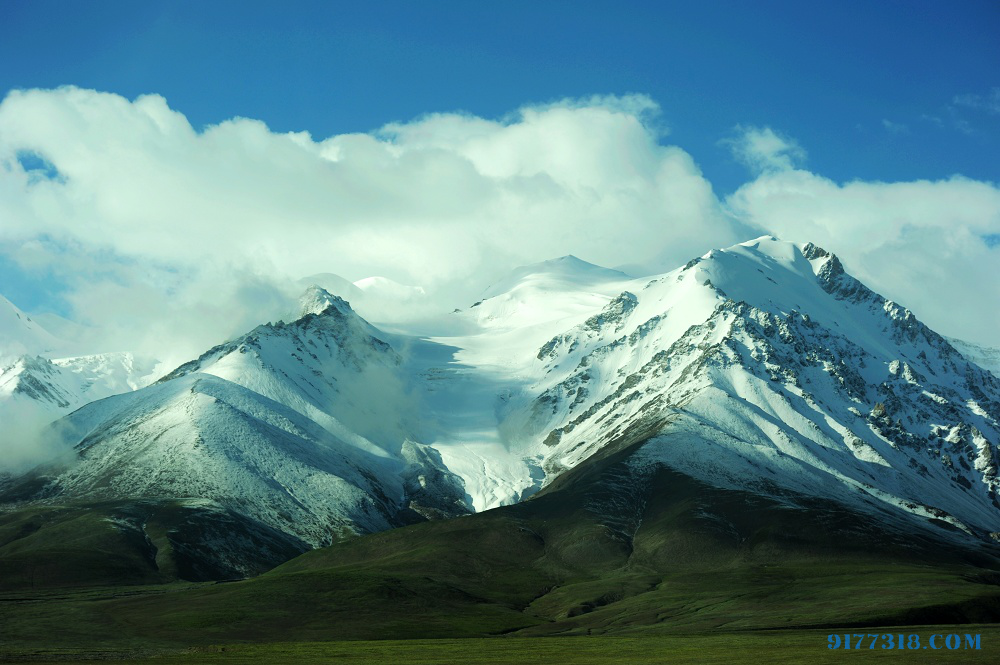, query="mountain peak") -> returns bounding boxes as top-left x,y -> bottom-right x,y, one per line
0,294 -> 64,360
543,254 -> 593,267
482,255 -> 631,301
296,272 -> 365,303
678,237 -> 854,308
353,276 -> 427,300
740,233 -> 782,246
520,253 -> 628,275
298,285 -> 352,318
